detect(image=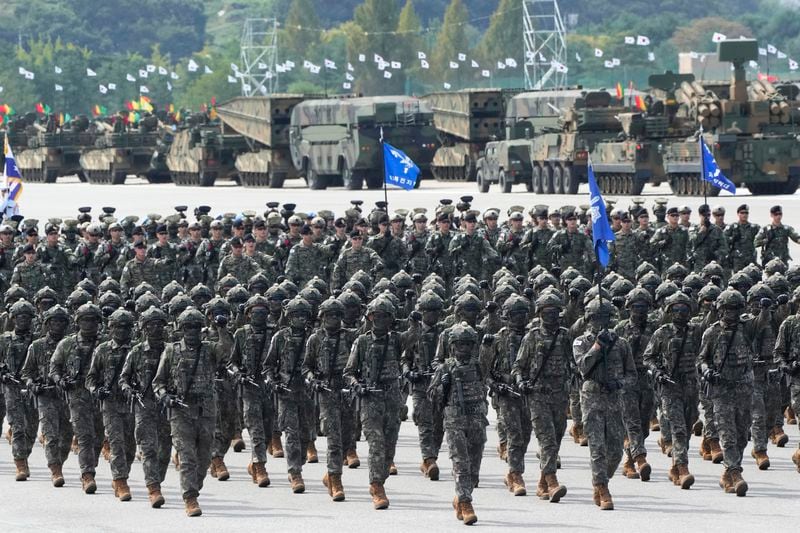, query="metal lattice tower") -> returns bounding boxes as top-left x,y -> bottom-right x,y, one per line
239,18 -> 279,96
523,0 -> 567,90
